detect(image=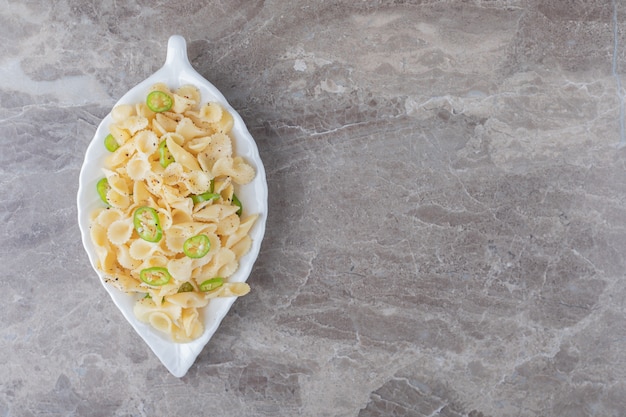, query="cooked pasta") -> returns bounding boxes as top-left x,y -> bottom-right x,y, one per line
91,83 -> 257,343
